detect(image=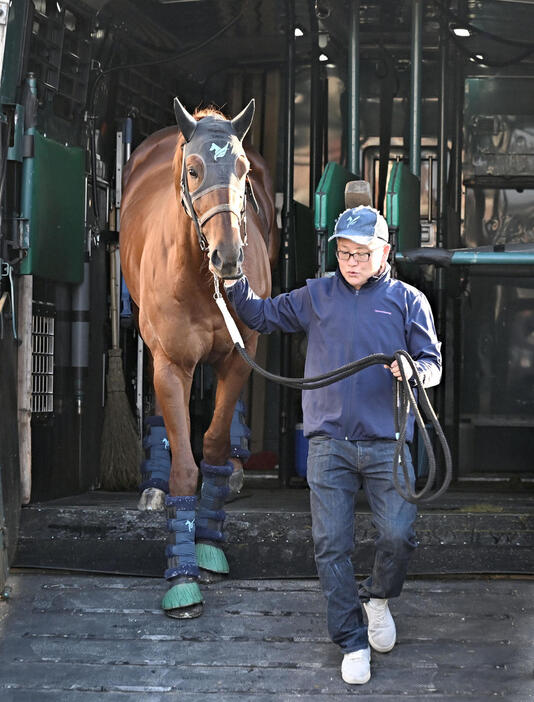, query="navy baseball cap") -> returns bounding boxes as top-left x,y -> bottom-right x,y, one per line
328,206 -> 389,245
